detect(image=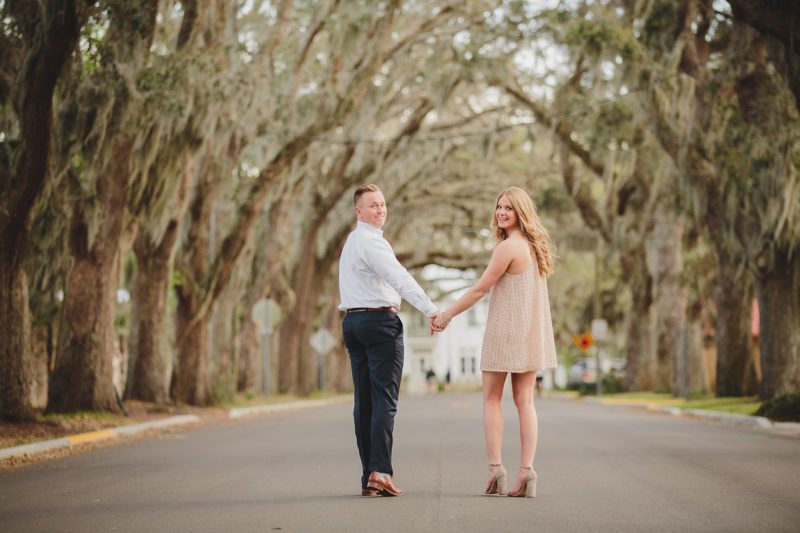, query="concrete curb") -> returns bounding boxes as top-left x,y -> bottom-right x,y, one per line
681,408 -> 771,428
0,415 -> 199,462
583,397 -> 683,407
773,421 -> 800,433
580,396 -> 799,436
1,396 -> 352,464
647,405 -> 800,435
228,395 -> 350,419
